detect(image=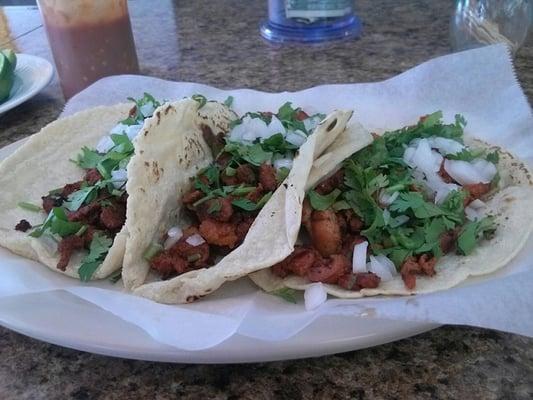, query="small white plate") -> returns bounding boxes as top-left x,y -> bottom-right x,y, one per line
0,53 -> 54,114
